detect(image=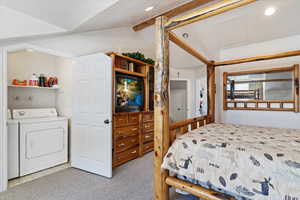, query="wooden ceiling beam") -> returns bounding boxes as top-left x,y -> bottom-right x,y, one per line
215,50 -> 300,66
165,0 -> 257,31
169,32 -> 212,65
133,0 -> 214,32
